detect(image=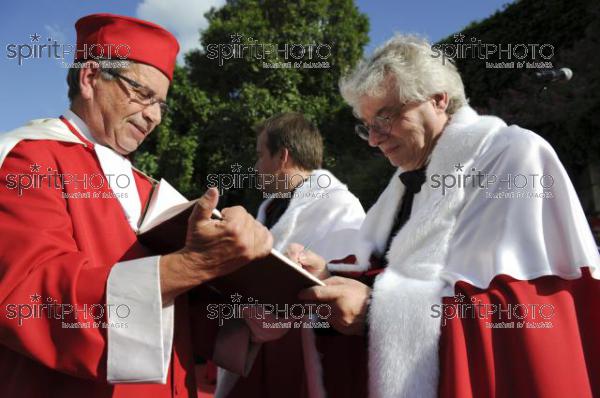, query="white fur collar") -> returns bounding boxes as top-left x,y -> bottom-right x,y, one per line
328,106 -> 505,273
